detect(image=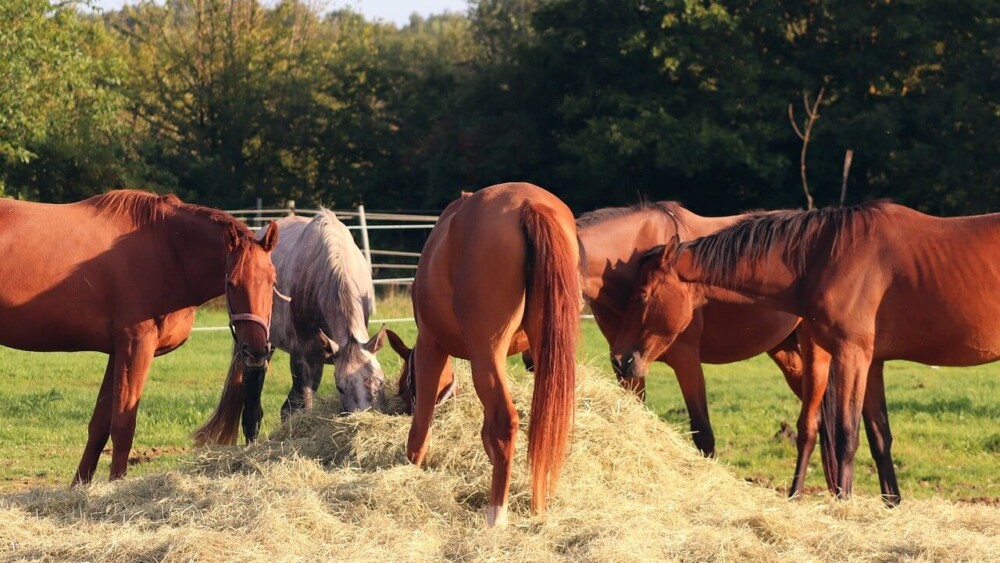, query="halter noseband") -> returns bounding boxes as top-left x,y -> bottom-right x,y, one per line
225,281 -> 274,359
